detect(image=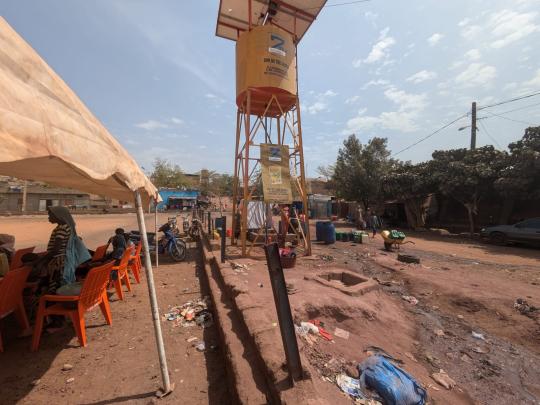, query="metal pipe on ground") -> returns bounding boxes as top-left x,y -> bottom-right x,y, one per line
134,190 -> 172,396
263,242 -> 303,383
221,216 -> 227,263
